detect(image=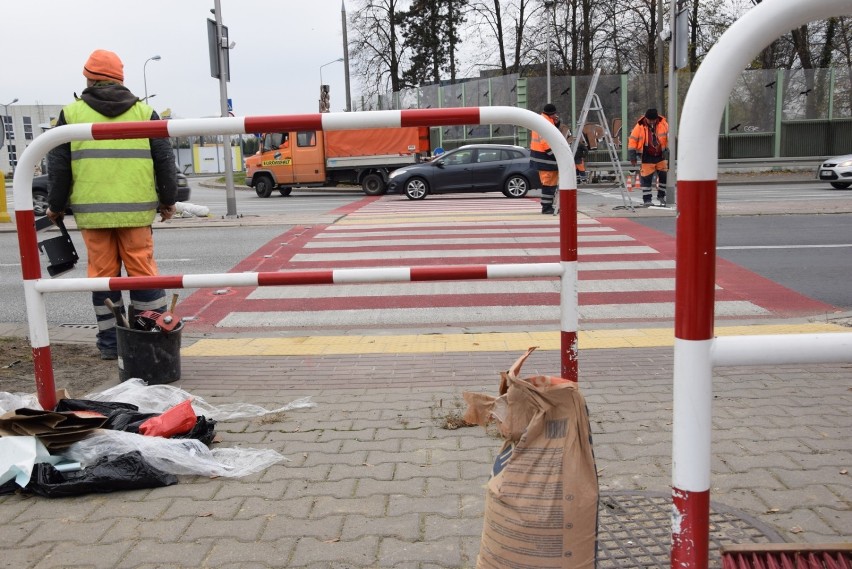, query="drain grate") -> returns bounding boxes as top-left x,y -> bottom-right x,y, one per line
598,491 -> 784,568
57,323 -> 98,330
